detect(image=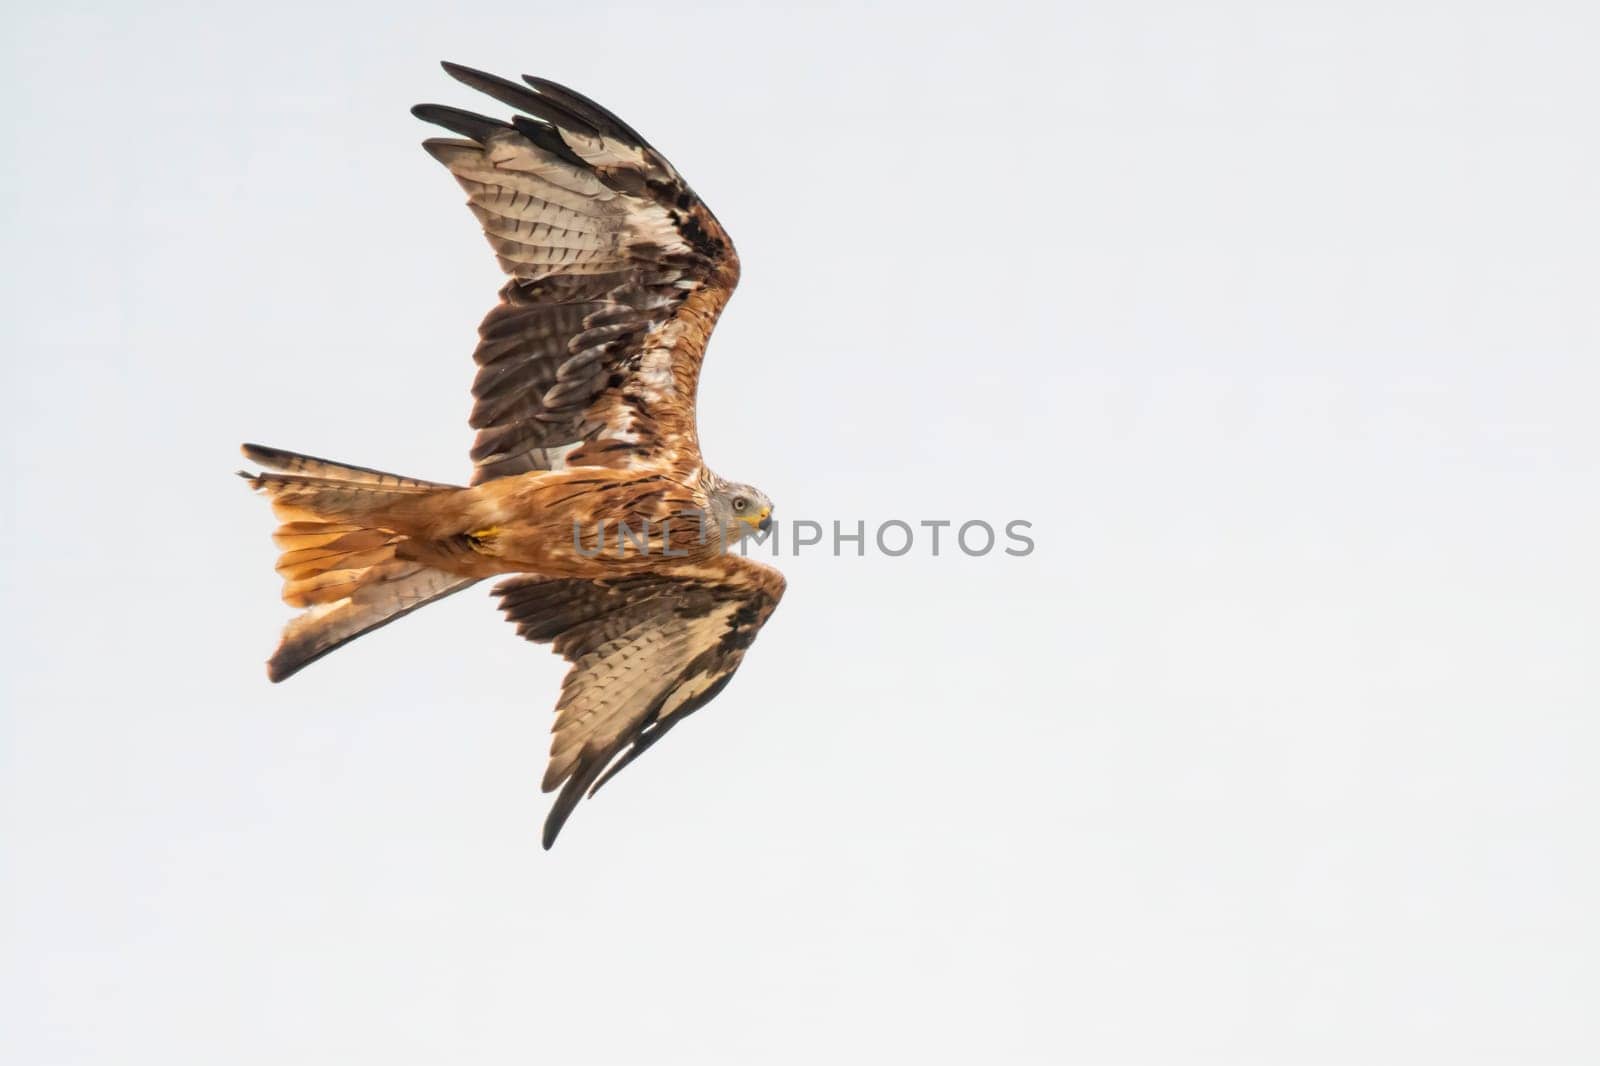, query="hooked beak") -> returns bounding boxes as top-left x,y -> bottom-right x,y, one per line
743,506 -> 773,533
